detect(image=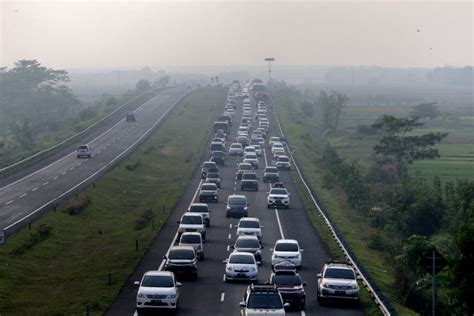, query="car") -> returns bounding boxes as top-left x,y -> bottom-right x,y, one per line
238,126 -> 250,134
201,161 -> 218,178
233,235 -> 263,264
199,183 -> 219,203
249,138 -> 260,147
236,162 -> 254,179
267,187 -> 290,209
243,154 -> 259,169
229,143 -> 244,156
210,150 -> 225,166
236,135 -> 249,146
164,246 -> 199,279
126,111 -> 136,122
205,172 -> 221,188
263,166 -> 280,183
179,232 -> 204,260
226,194 -> 249,218
269,269 -> 307,310
317,260 -> 360,304
214,130 -> 227,141
177,213 -> 206,241
272,182 -> 285,188
237,217 -> 263,241
239,284 -> 288,316
272,149 -> 286,162
210,141 -> 225,153
76,144 -> 92,158
276,155 -> 291,170
241,172 -> 259,191
187,203 -> 210,227
135,271 -> 181,311
271,143 -> 285,155
244,146 -> 257,156
253,144 -> 263,156
271,239 -> 303,269
224,252 -> 258,282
